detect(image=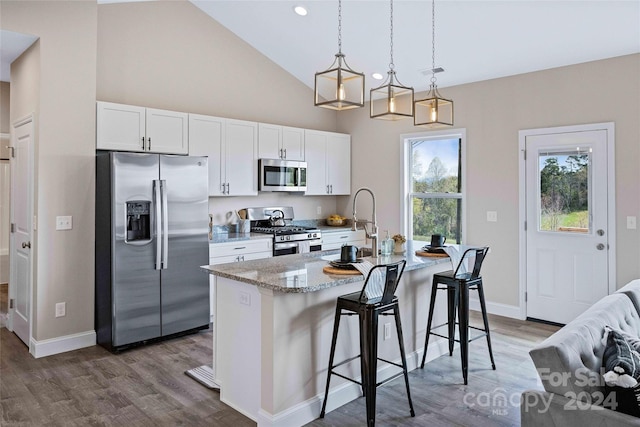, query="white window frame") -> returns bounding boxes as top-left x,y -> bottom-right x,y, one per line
400,128 -> 467,244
